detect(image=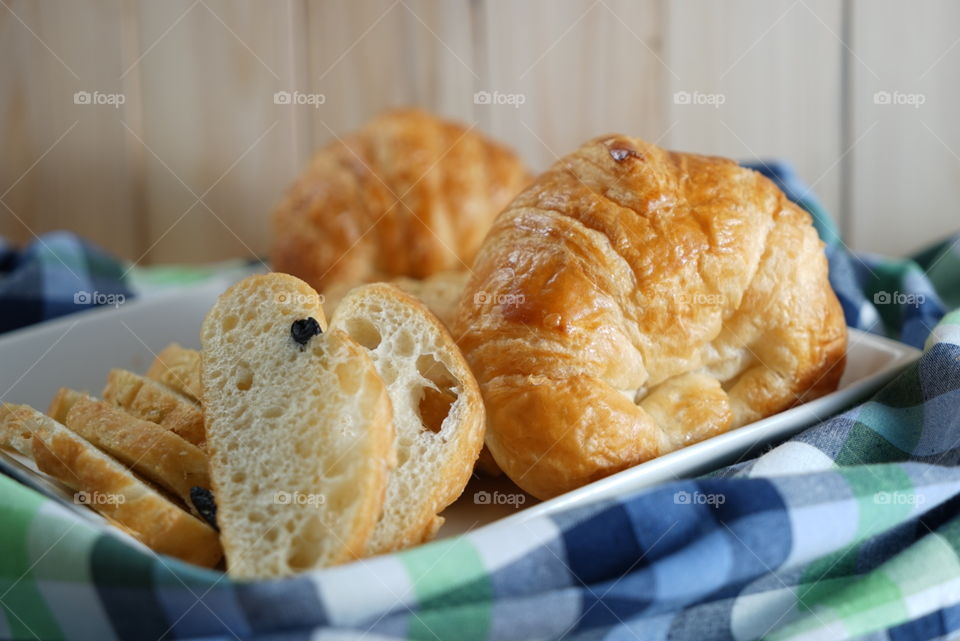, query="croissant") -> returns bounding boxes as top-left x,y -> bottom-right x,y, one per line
272,109 -> 529,295
455,135 -> 847,500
